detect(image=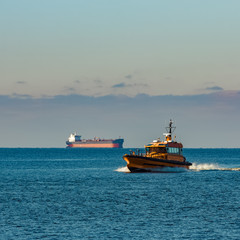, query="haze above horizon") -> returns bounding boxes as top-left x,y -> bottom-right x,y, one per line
1,0 -> 240,148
